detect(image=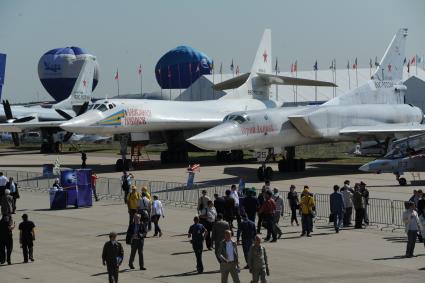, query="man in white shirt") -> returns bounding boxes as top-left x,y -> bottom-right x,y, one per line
151,195 -> 164,237
0,172 -> 8,200
403,201 -> 421,258
230,185 -> 241,229
218,230 -> 241,283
